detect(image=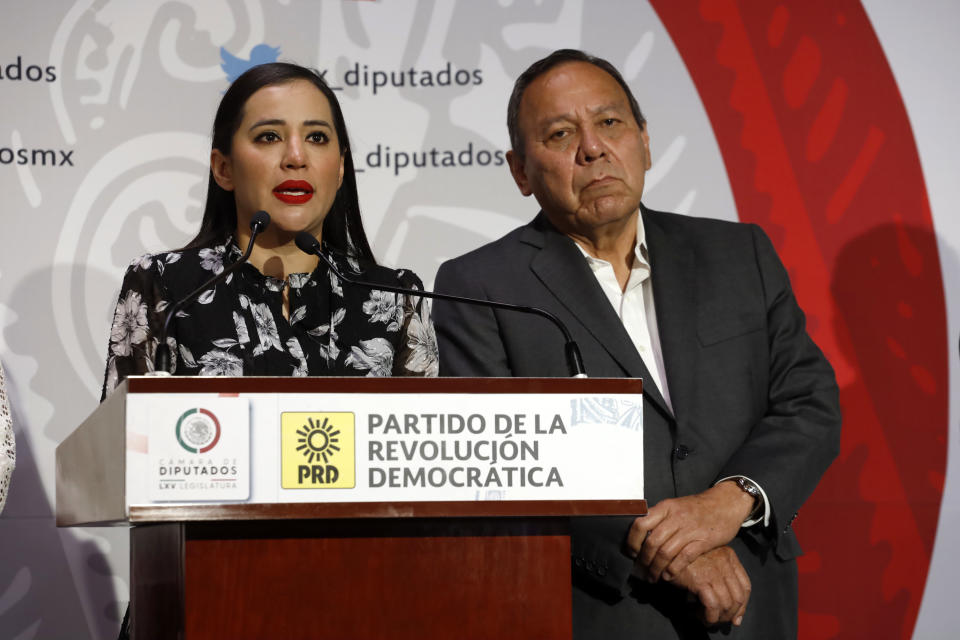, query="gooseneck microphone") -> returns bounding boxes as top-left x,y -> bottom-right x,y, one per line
294,231 -> 588,378
151,210 -> 271,374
